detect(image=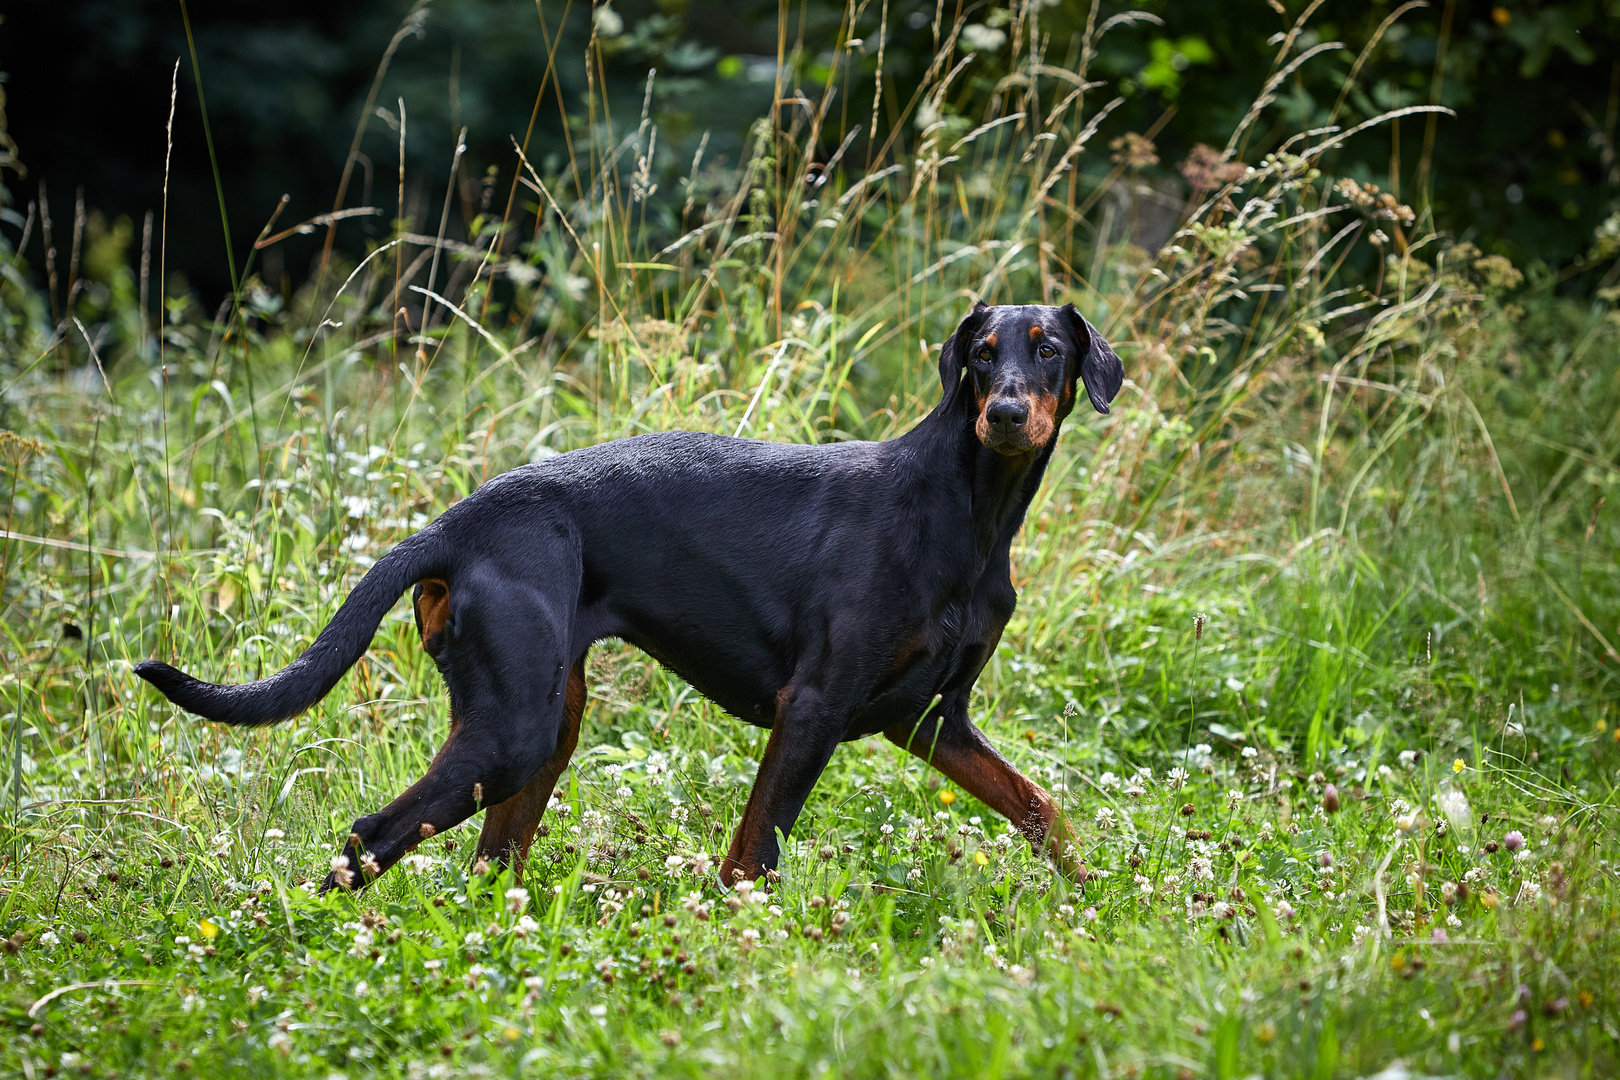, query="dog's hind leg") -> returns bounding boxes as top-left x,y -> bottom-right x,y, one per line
322,564 -> 579,892
474,654 -> 588,874
884,694 -> 1079,874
